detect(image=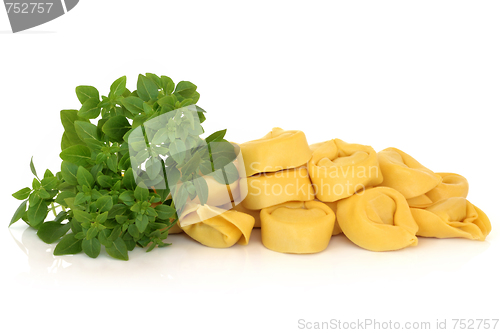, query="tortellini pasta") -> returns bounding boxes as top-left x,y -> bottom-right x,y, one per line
407,173 -> 469,208
260,201 -> 335,253
377,148 -> 442,199
239,127 -> 312,177
336,187 -> 419,251
178,203 -> 255,248
410,197 -> 491,240
308,139 -> 383,202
